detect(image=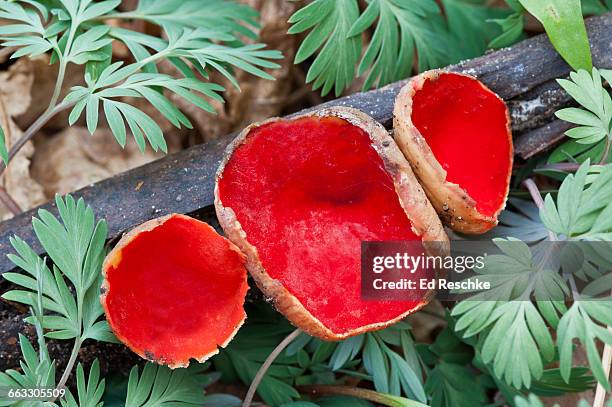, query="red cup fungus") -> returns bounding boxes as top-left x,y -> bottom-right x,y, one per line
101,213 -> 248,368
393,70 -> 513,234
215,107 -> 448,340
